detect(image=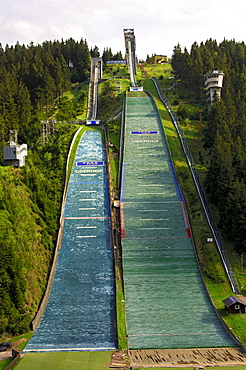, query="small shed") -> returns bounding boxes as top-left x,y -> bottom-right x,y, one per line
222,296 -> 246,314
